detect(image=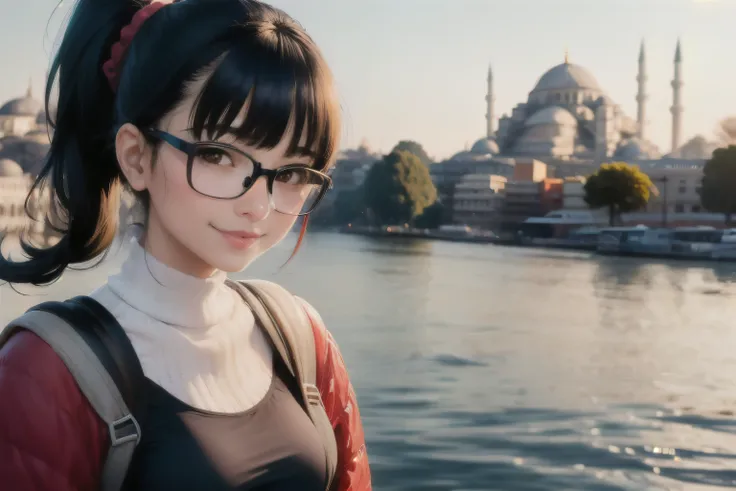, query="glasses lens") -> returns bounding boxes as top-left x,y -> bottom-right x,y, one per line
272,167 -> 327,215
189,144 -> 254,198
